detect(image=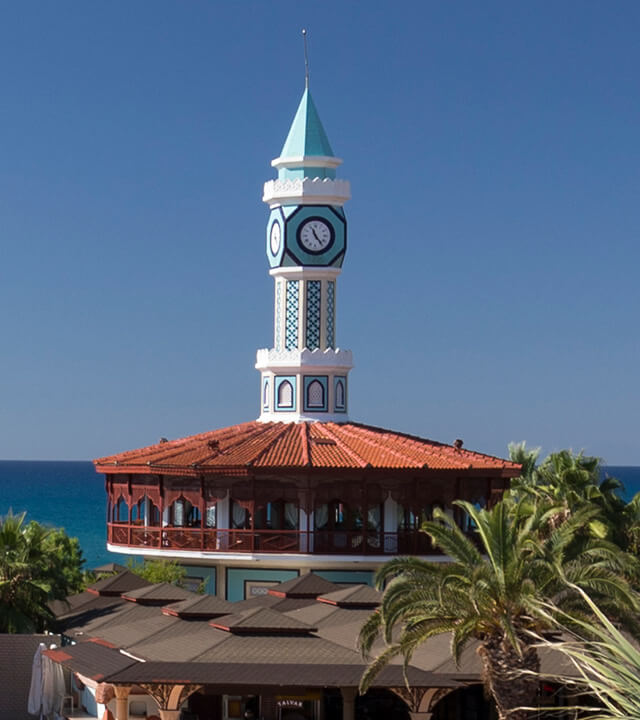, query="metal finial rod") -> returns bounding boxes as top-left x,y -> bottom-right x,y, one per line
302,28 -> 309,88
